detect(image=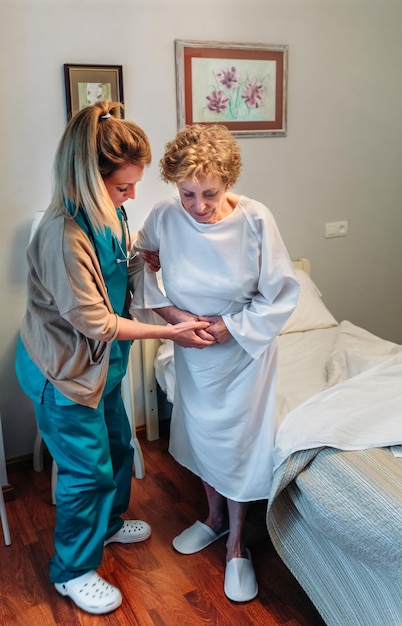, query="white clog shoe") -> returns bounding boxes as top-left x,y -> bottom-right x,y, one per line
55,570 -> 122,614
